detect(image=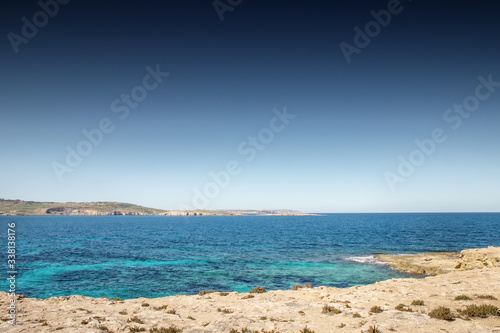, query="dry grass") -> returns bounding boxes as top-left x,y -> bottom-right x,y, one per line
322,305 -> 341,314
127,316 -> 144,324
455,295 -> 472,301
370,306 -> 383,313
